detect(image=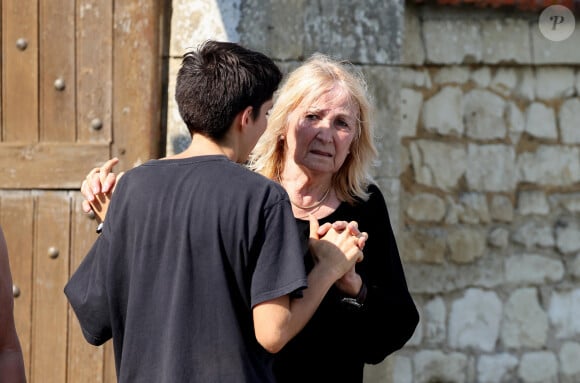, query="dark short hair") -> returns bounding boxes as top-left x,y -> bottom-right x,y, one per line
175,40 -> 282,141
